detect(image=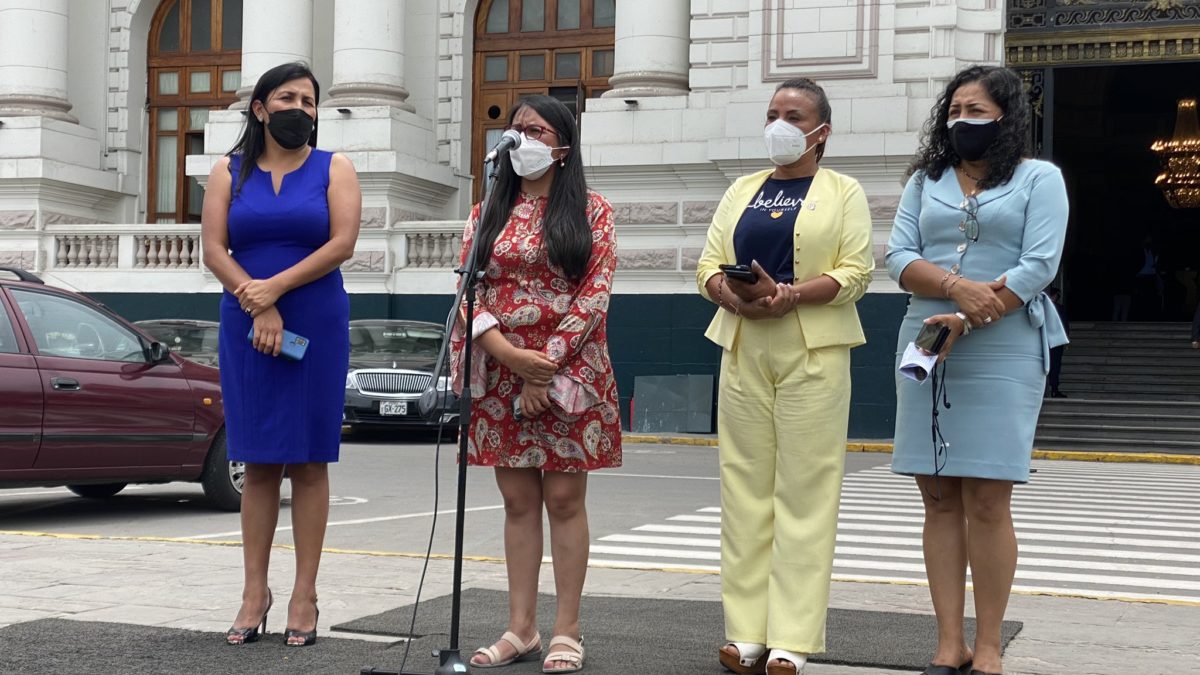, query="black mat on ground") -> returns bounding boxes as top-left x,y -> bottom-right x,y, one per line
0,618 -> 396,674
333,588 -> 1022,673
